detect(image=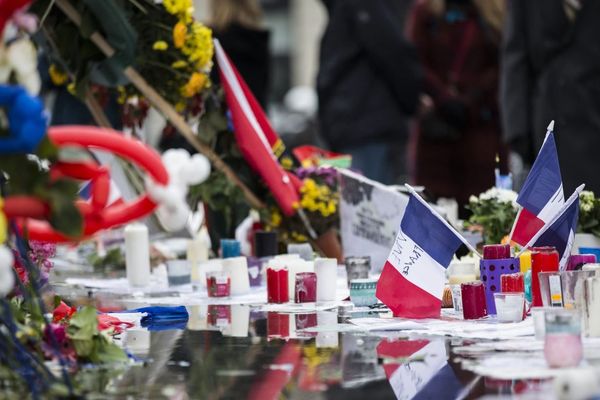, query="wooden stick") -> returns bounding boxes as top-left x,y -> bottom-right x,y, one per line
54,0 -> 265,211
